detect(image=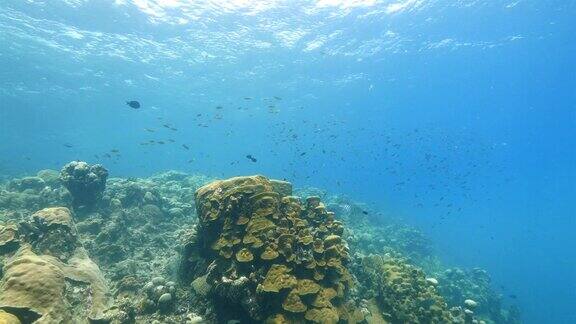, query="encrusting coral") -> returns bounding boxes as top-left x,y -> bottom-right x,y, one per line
186,175 -> 360,323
